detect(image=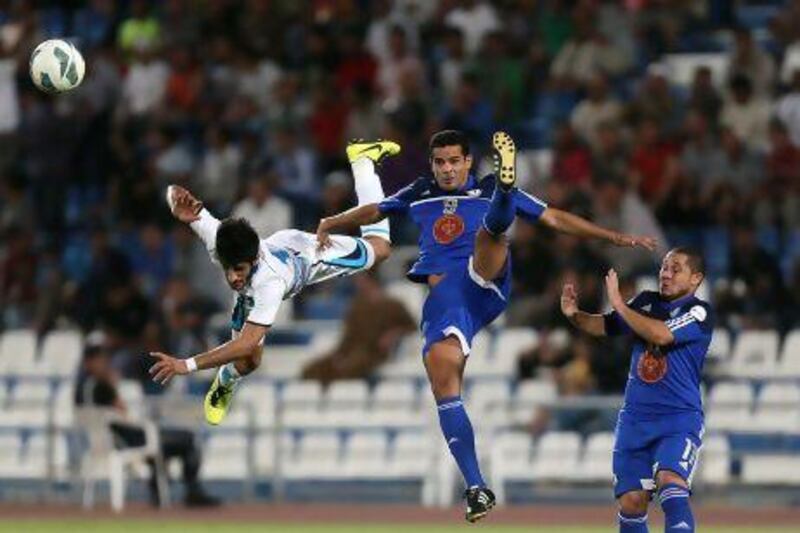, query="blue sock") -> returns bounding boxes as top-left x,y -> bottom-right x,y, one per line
436,396 -> 485,488
618,511 -> 649,532
659,484 -> 694,532
482,186 -> 515,235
